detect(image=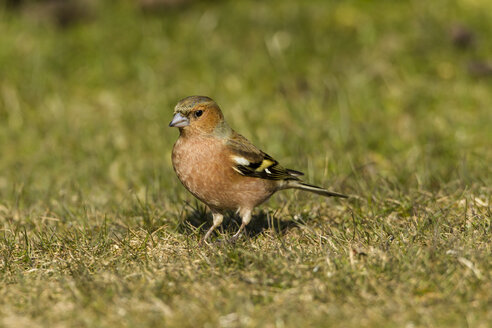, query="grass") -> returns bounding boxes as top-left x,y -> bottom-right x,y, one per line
0,0 -> 491,327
